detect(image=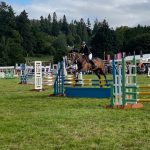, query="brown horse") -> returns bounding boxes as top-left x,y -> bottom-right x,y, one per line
67,52 -> 107,80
